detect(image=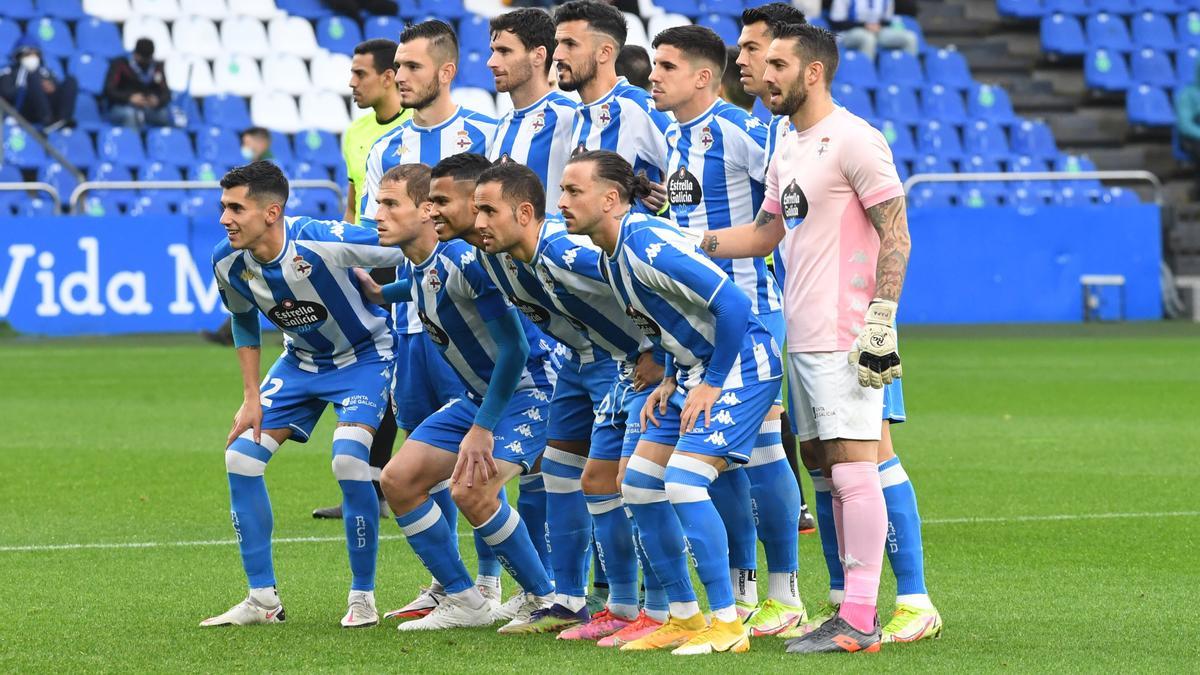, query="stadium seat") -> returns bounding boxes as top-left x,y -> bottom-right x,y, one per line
311,51 -> 353,95
123,16 -> 174,58
1101,186 -> 1140,205
0,20 -> 19,58
268,16 -> 320,59
834,83 -> 875,119
71,53 -> 110,95
436,0 -> 468,20
698,14 -> 740,44
1089,0 -> 1132,12
1041,13 -> 1087,57
40,162 -> 79,204
837,49 -> 878,89
655,0 -> 693,14
1010,119 -> 1059,159
252,91 -> 304,134
968,84 -> 1017,124
298,90 -> 351,133
1054,154 -> 1102,193
179,0 -> 228,20
212,55 -> 265,97
188,161 -> 228,182
875,84 -> 922,124
958,186 -> 998,208
1084,49 -> 1131,91
76,18 -> 126,59
202,94 -> 252,129
920,84 -> 967,125
277,0 -> 332,19
453,87 -> 498,118
878,49 -> 924,88
196,126 -> 242,166
40,0 -> 87,20
80,193 -> 128,216
997,0 -> 1046,19
179,189 -> 219,217
1127,84 -> 1175,126
262,54 -> 313,96
963,120 -> 1010,159
1130,48 -> 1175,88
925,48 -> 974,90
1132,12 -> 1176,50
48,127 -> 98,168
457,15 -> 491,55
173,17 -> 222,60
316,16 -> 362,55
2,0 -> 37,19
230,0 -> 279,20
131,0 -> 181,20
1178,12 -> 1200,47
17,194 -> 58,216
146,126 -> 196,169
907,184 -> 955,208
1176,45 -> 1200,85
128,194 -> 177,216
98,127 -> 148,168
86,161 -> 134,211
3,119 -> 48,169
75,94 -> 105,131
495,91 -> 514,118
1086,13 -> 1133,52
165,56 -> 219,97
364,16 -> 403,42
269,131 -> 295,165
25,18 -> 75,59
220,16 -> 271,58
82,0 -> 133,22
879,119 -> 917,161
623,13 -> 652,51
917,120 -> 964,160
1135,0 -> 1181,11
457,49 -> 495,91
647,13 -> 691,39
138,160 -> 183,200
294,129 -> 341,169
